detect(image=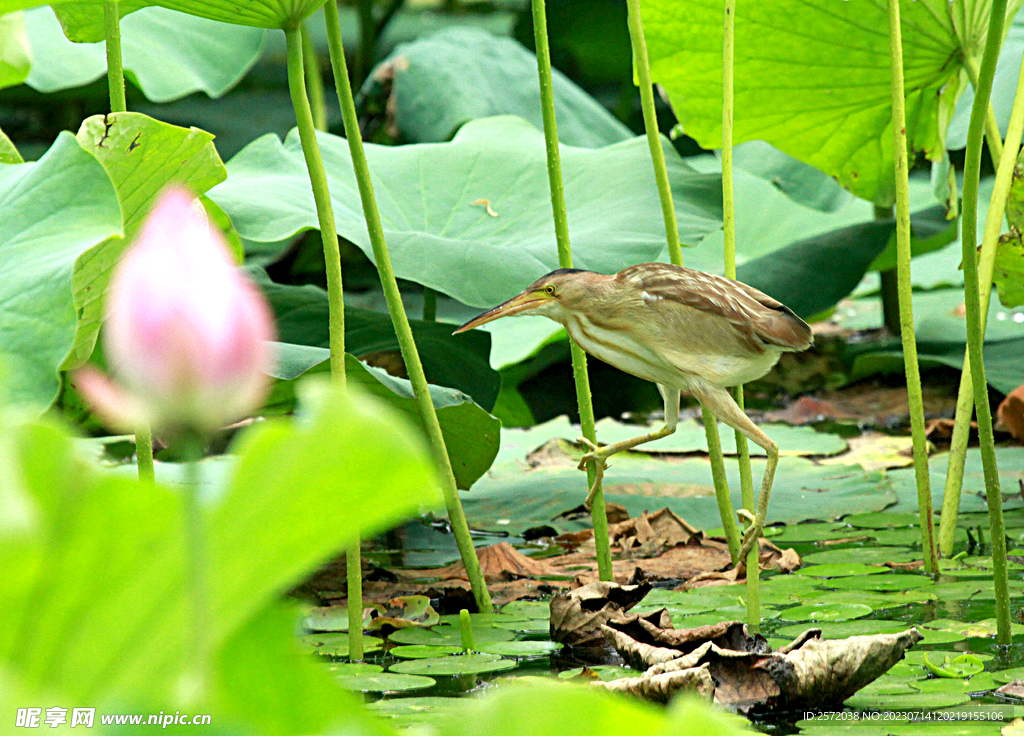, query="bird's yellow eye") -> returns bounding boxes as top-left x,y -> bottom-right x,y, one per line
544,285 -> 556,296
